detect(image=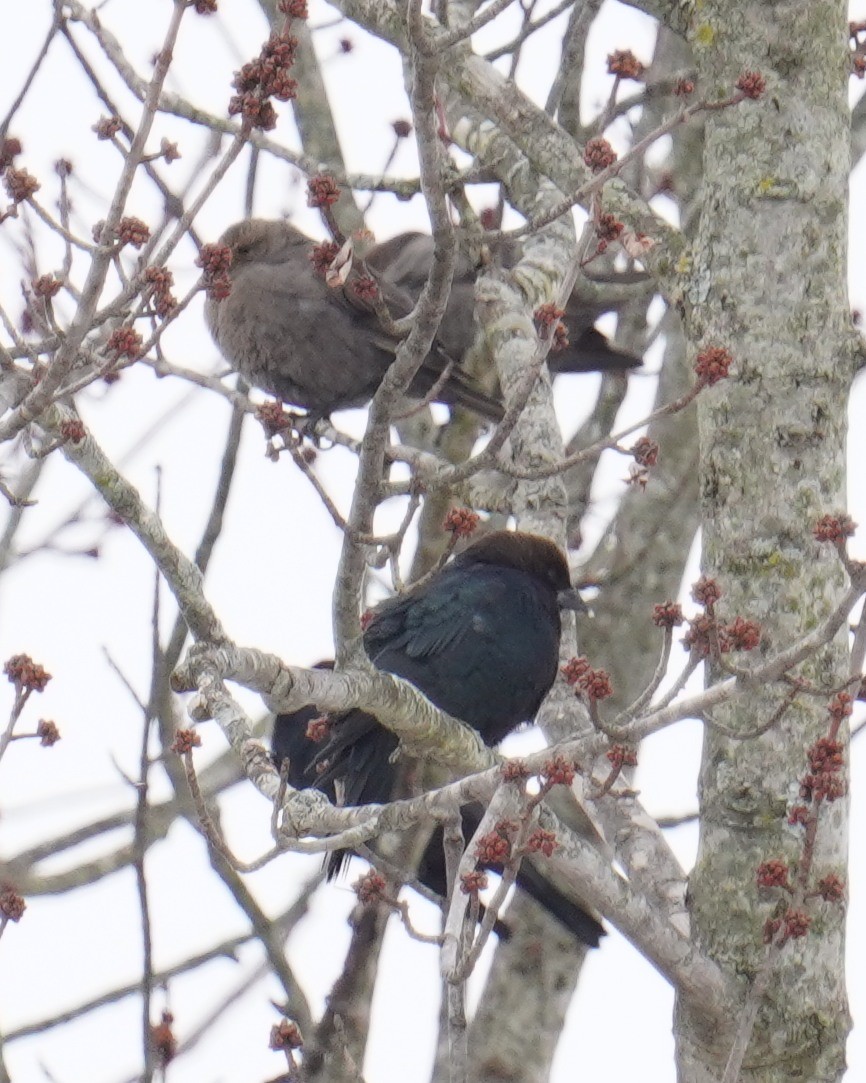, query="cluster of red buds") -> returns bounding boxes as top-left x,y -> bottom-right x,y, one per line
539,753 -> 578,788
813,513 -> 856,546
0,888 -> 26,923
607,744 -> 637,770
652,601 -> 684,629
351,275 -> 379,301
692,575 -> 722,609
277,0 -> 308,16
533,303 -> 571,353
630,436 -> 659,469
694,346 -> 732,386
763,908 -> 811,944
534,302 -> 565,337
304,715 -> 331,743
584,137 -> 617,173
115,216 -> 150,249
93,115 -> 123,140
526,828 -> 557,857
59,419 -> 85,444
800,735 -> 848,805
595,211 -> 625,253
2,138 -> 38,214
735,71 -> 766,99
474,821 -> 515,865
681,576 -> 762,657
307,174 -> 341,210
142,266 -> 178,319
32,274 -> 62,300
561,655 -> 613,702
256,400 -> 293,439
150,1010 -> 177,1068
628,437 -> 657,488
756,858 -> 790,891
197,242 -> 233,301
270,1018 -> 303,1051
35,719 -> 61,746
460,869 -> 489,895
607,50 -> 645,81
0,137 -> 23,171
354,869 -> 387,903
106,325 -> 143,361
3,167 -> 38,205
501,758 -> 531,783
309,240 -> 342,278
171,729 -> 202,755
229,25 -> 301,131
4,653 -> 51,694
444,507 -> 480,538
759,692 -> 850,946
